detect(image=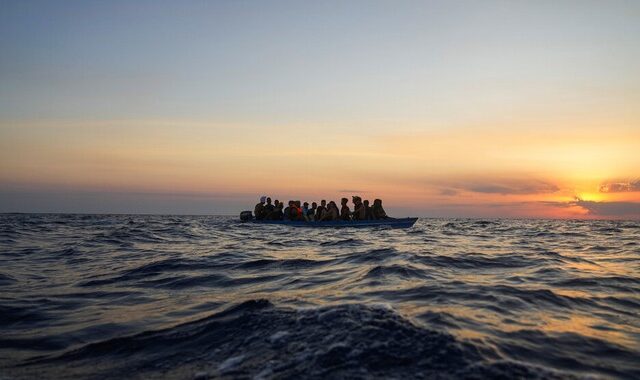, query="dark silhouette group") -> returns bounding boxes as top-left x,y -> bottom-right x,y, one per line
253,196 -> 389,222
